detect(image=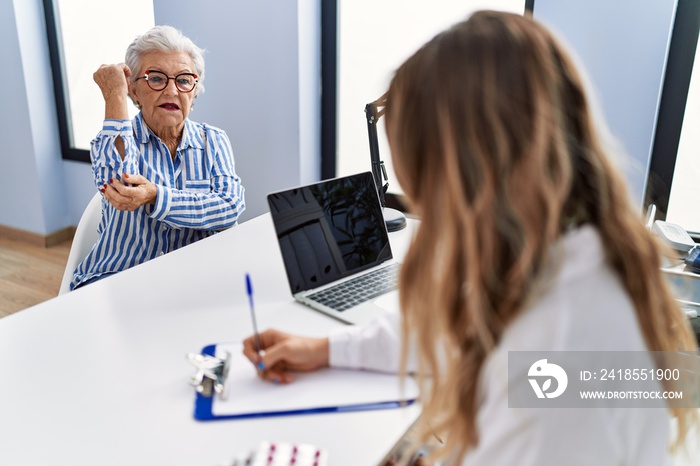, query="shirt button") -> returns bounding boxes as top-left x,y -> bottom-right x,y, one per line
158,251 -> 165,257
